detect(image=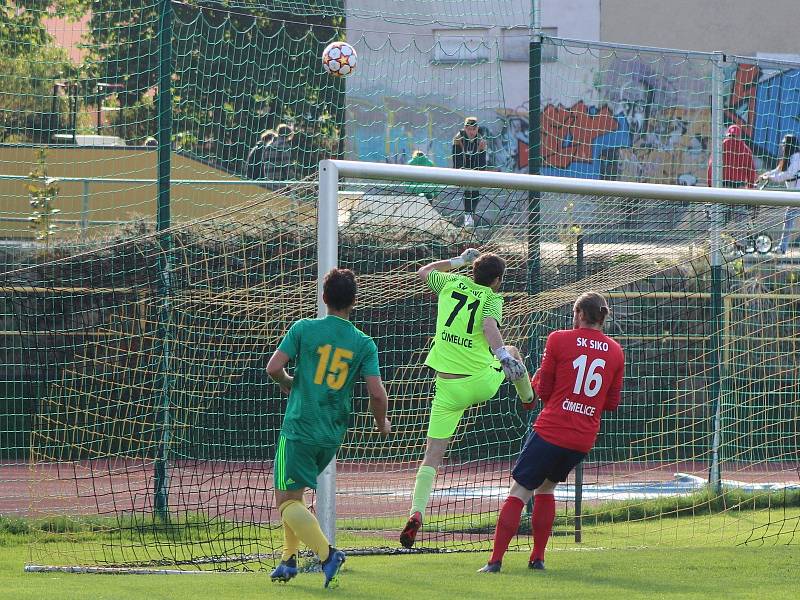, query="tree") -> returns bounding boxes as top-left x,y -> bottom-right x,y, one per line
0,2 -> 83,142
0,2 -> 49,56
83,0 -> 344,176
0,47 -> 75,143
0,1 -> 87,59
27,149 -> 61,244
